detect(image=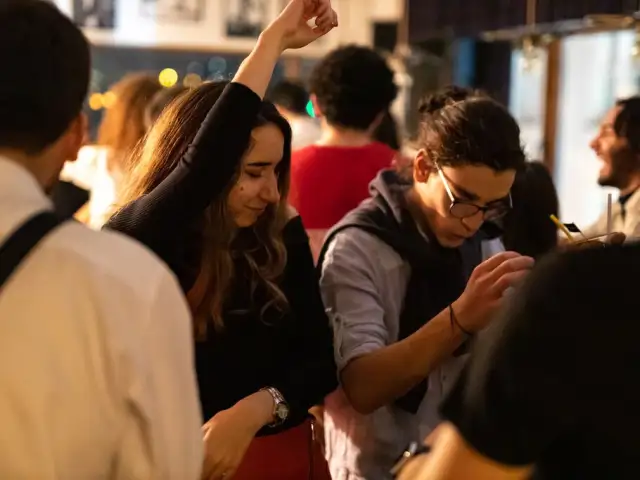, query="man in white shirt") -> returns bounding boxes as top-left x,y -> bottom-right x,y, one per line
586,96 -> 640,239
0,2 -> 202,478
